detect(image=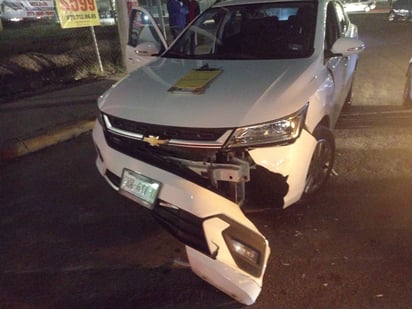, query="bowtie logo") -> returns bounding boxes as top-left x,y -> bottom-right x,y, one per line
143,135 -> 169,147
